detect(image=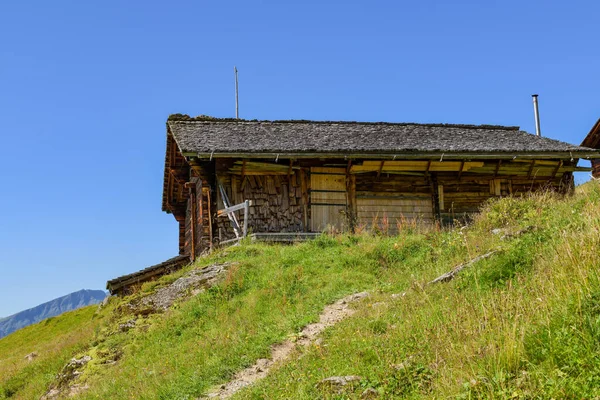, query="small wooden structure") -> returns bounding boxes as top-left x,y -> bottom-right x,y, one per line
163,115 -> 600,260
106,255 -> 190,295
581,118 -> 600,178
